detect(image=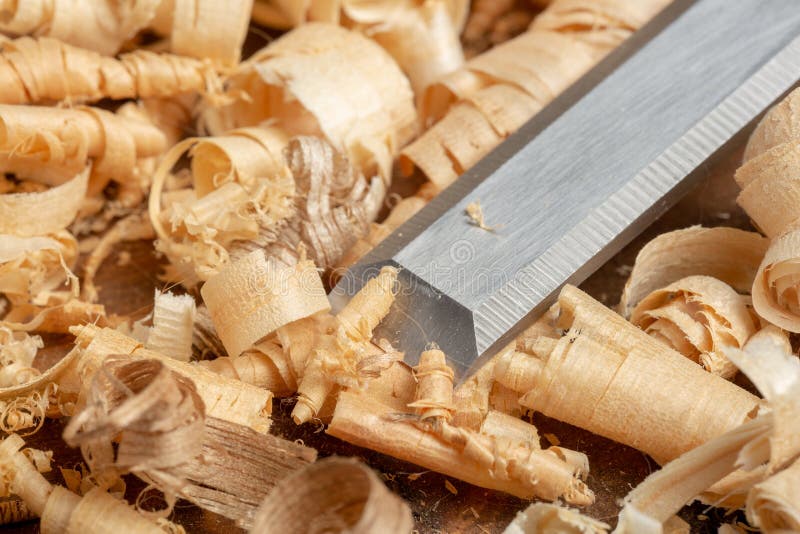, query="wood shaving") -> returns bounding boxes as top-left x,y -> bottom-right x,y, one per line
518,285 -> 760,464
251,0 -> 466,95
328,390 -> 593,504
0,0 -> 251,66
733,88 -> 800,332
66,324 -> 273,434
619,226 -> 768,317
0,433 -> 166,533
408,347 -> 455,424
292,266 -> 399,424
201,250 -> 329,358
63,356 -> 316,528
200,23 -> 417,182
631,275 -> 757,379
503,502 -> 609,534
144,290 -> 196,362
614,324 -> 800,533
0,37 -> 220,105
249,457 -> 413,534
465,200 -> 500,231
